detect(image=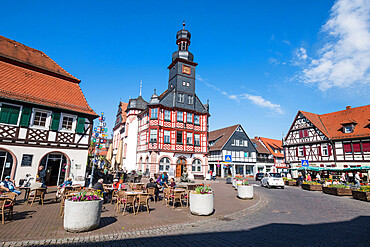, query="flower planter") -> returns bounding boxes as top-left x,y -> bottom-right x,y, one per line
352,190 -> 370,202
64,199 -> 103,232
301,184 -> 322,191
322,187 -> 352,196
189,192 -> 214,216
237,185 -> 253,199
285,181 -> 297,186
232,179 -> 236,188
235,180 -> 243,190
226,177 -> 232,184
